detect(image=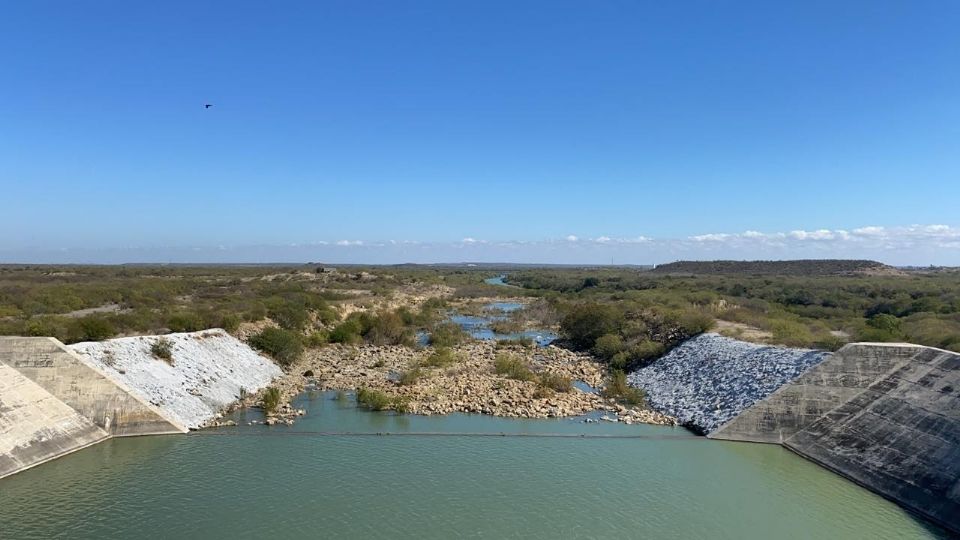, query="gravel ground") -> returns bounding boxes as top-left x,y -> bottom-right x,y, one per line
627,333 -> 829,433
